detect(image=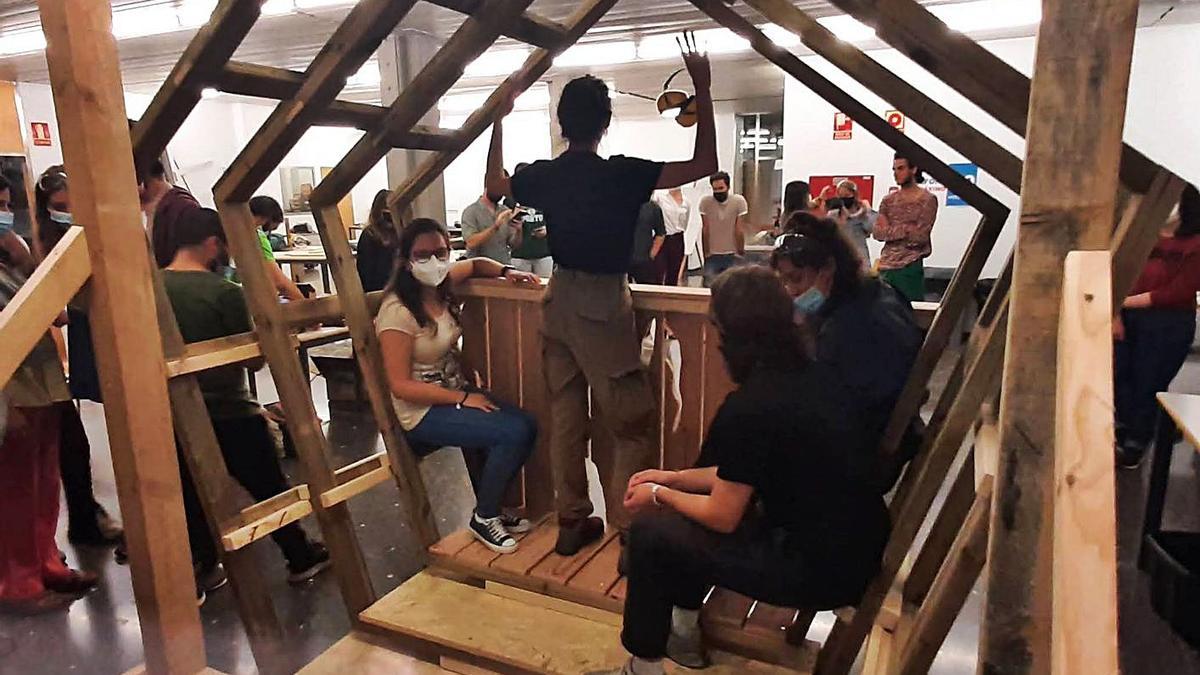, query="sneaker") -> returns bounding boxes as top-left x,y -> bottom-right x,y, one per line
44,570 -> 100,596
470,512 -> 517,554
287,543 -> 332,584
666,628 -> 711,669
197,563 -> 228,593
499,513 -> 533,534
1116,440 -> 1146,469
555,516 -> 604,556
